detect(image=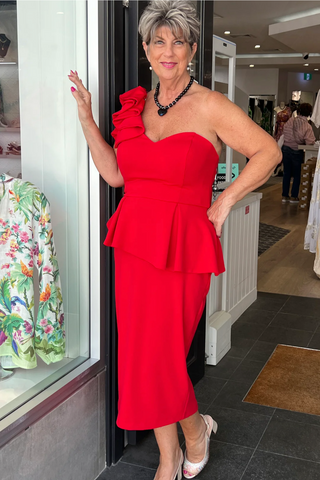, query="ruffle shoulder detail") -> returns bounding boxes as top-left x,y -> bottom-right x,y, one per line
111,86 -> 147,148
